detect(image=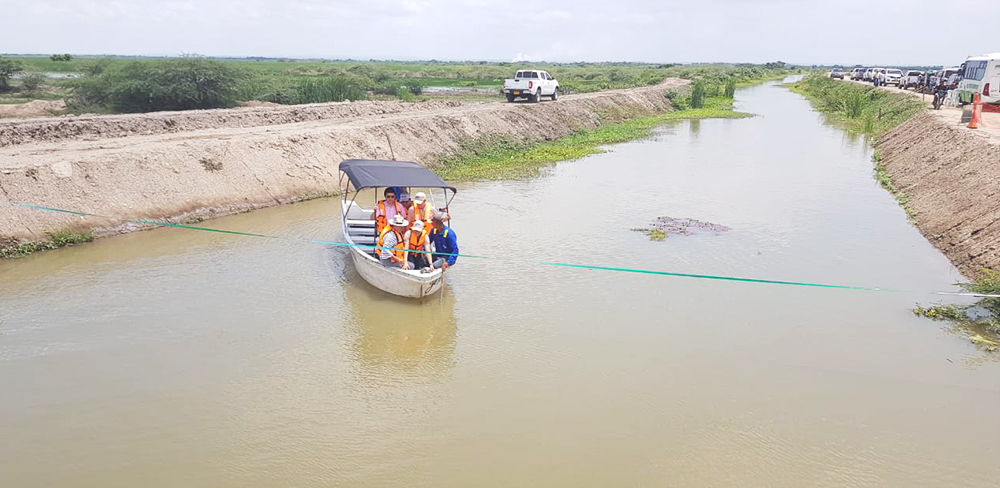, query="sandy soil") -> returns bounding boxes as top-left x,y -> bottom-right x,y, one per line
0,80 -> 687,242
0,100 -> 67,119
878,111 -> 1000,273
